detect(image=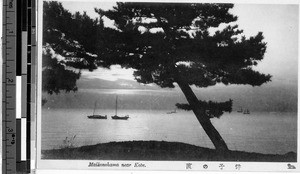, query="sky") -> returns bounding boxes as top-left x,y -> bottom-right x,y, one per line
60,2 -> 298,84
44,1 -> 299,112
